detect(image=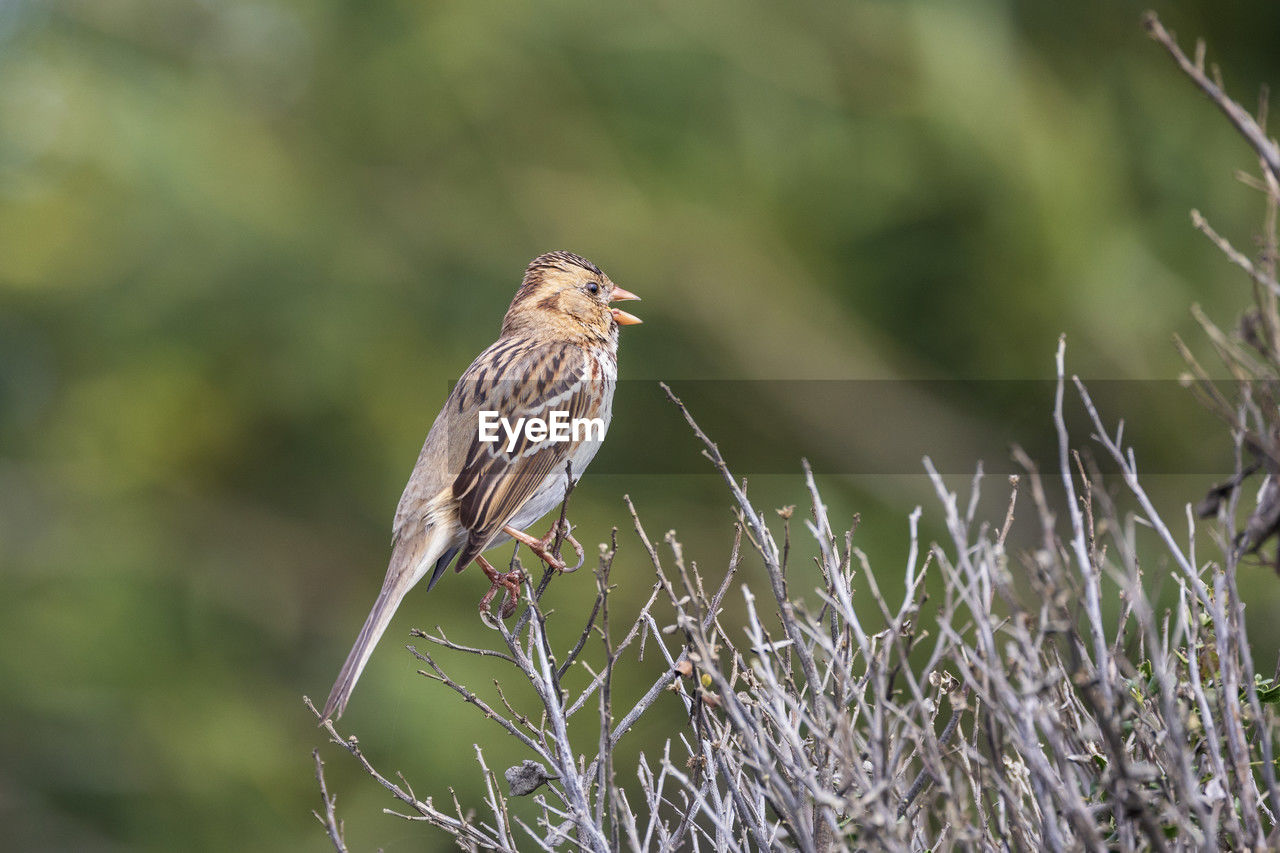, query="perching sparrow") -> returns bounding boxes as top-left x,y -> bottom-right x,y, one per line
322,251 -> 640,721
